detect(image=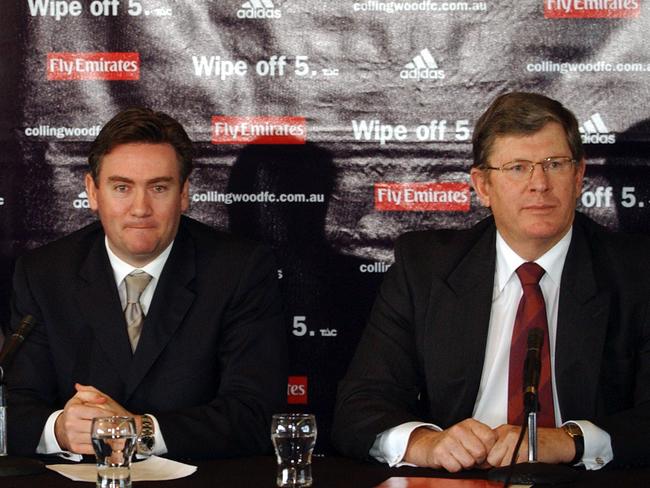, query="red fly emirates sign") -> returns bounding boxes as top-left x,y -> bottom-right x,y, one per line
212,116 -> 306,144
374,182 -> 471,212
544,0 -> 640,18
47,53 -> 140,81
